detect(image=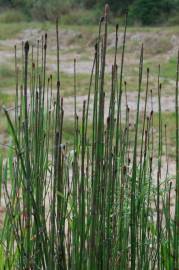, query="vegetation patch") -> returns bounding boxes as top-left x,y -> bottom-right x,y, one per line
0,5 -> 179,270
